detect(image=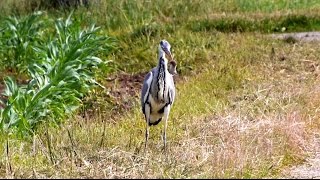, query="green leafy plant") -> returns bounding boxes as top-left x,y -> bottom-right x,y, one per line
0,13 -> 114,136
0,11 -> 44,73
